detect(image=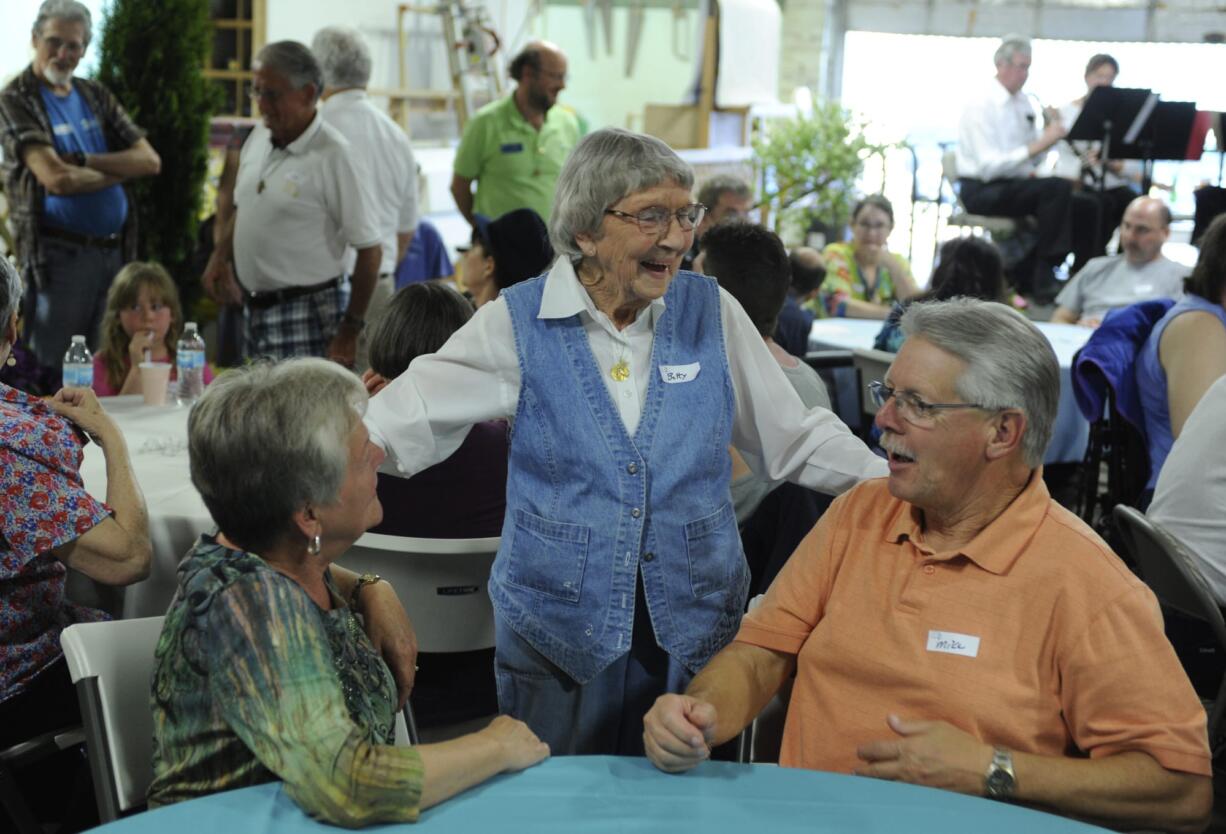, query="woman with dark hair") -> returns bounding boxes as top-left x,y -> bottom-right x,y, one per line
1137,213 -> 1226,490
820,194 -> 919,319
362,282 -> 507,540
874,236 -> 1010,351
459,208 -> 554,308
